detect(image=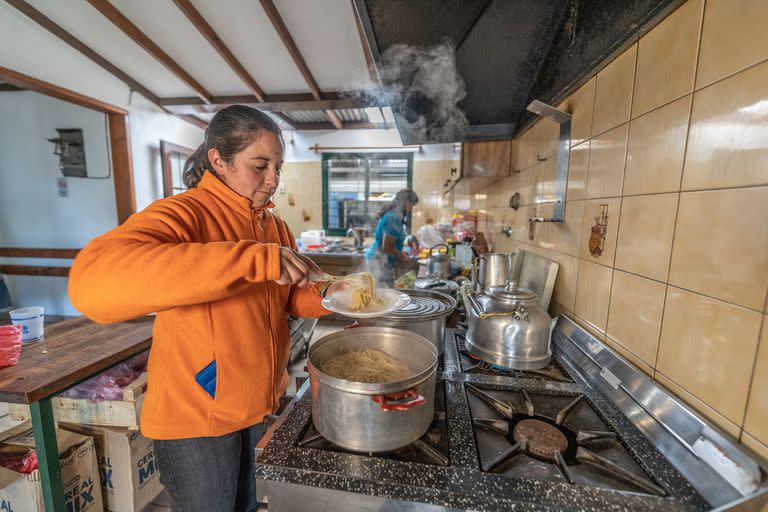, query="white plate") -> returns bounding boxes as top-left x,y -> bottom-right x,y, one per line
322,288 -> 411,318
